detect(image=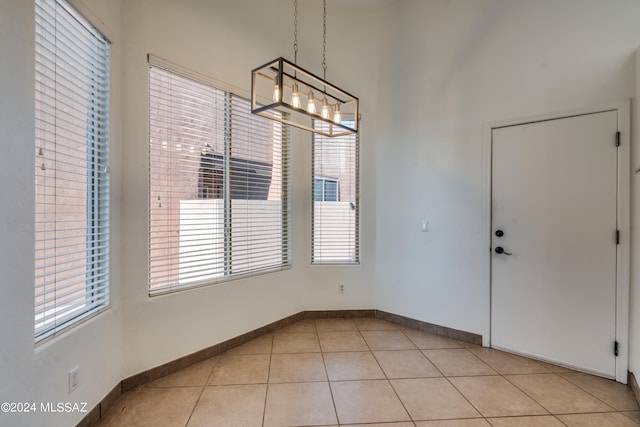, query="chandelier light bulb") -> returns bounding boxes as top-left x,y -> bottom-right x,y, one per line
272,75 -> 280,102
333,103 -> 341,123
307,91 -> 317,114
321,97 -> 331,120
291,83 -> 301,108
